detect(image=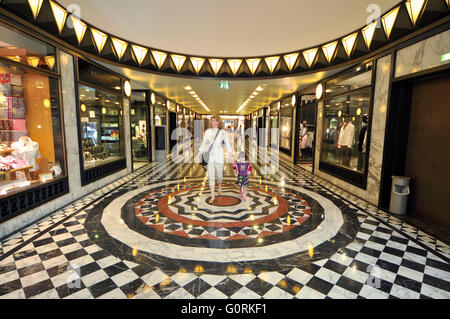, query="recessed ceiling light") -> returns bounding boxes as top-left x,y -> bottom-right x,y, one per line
184,85 -> 192,90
